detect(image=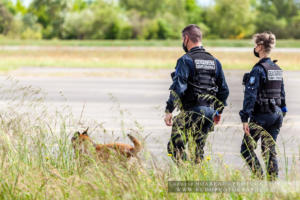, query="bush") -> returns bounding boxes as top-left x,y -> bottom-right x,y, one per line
143,19 -> 159,39
119,24 -> 133,39
62,9 -> 95,39
89,1 -> 126,39
104,21 -> 121,39
142,18 -> 179,40
21,27 -> 42,40
157,19 -> 172,39
6,14 -> 42,40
